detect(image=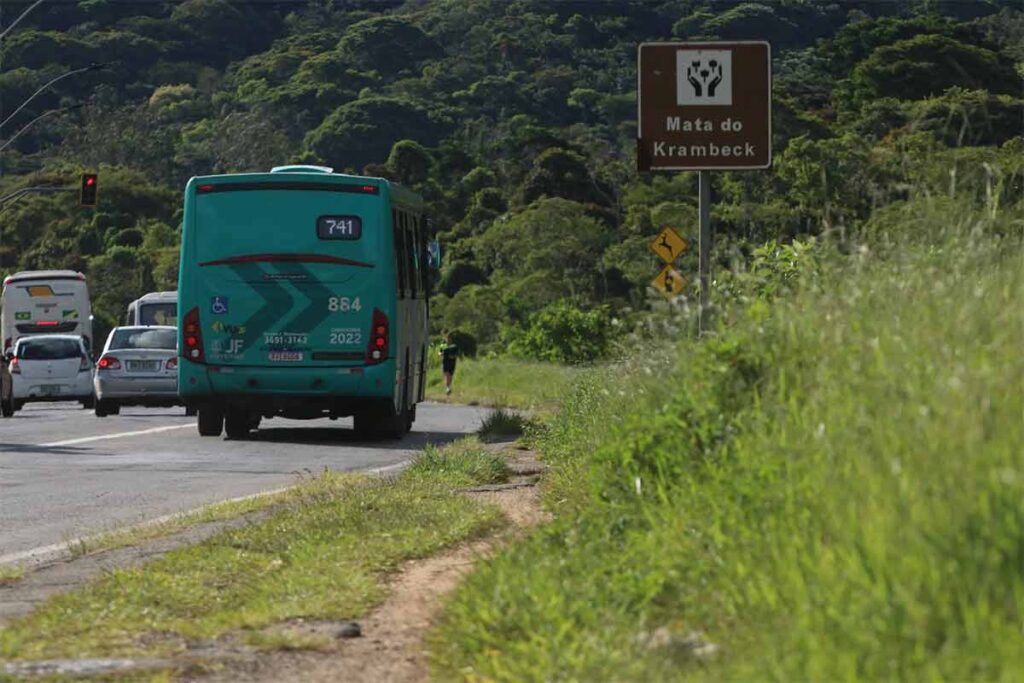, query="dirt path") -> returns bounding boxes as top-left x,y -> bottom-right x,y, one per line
196,449 -> 548,683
